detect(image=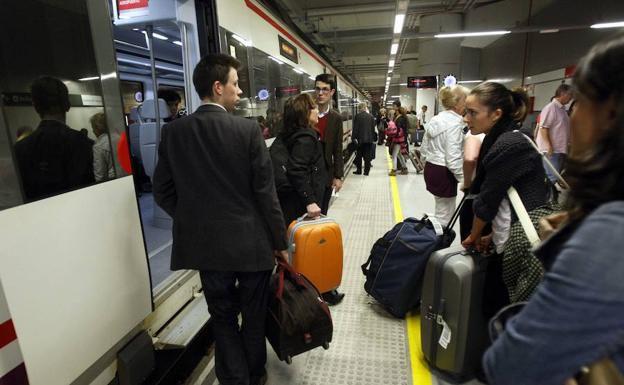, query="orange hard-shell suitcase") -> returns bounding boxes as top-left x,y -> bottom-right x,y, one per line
287,215 -> 343,294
